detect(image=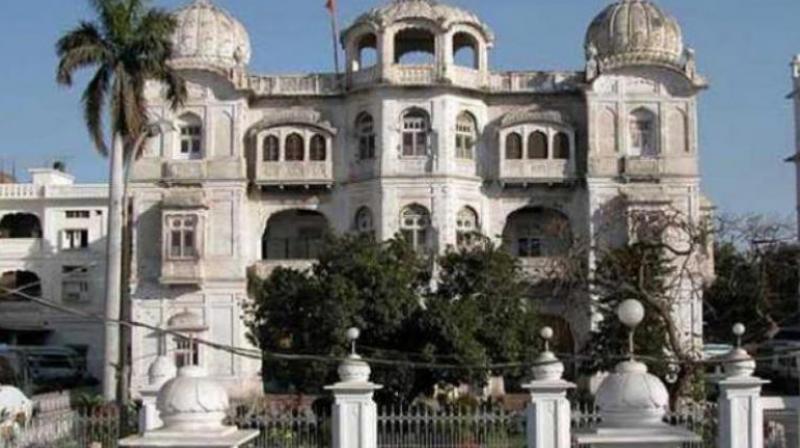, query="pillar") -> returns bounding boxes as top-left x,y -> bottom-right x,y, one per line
522,327 -> 575,448
325,329 -> 382,448
717,324 -> 769,448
